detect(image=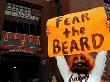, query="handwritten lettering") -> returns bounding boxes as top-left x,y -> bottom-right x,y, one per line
53,34 -> 104,54
56,13 -> 90,28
